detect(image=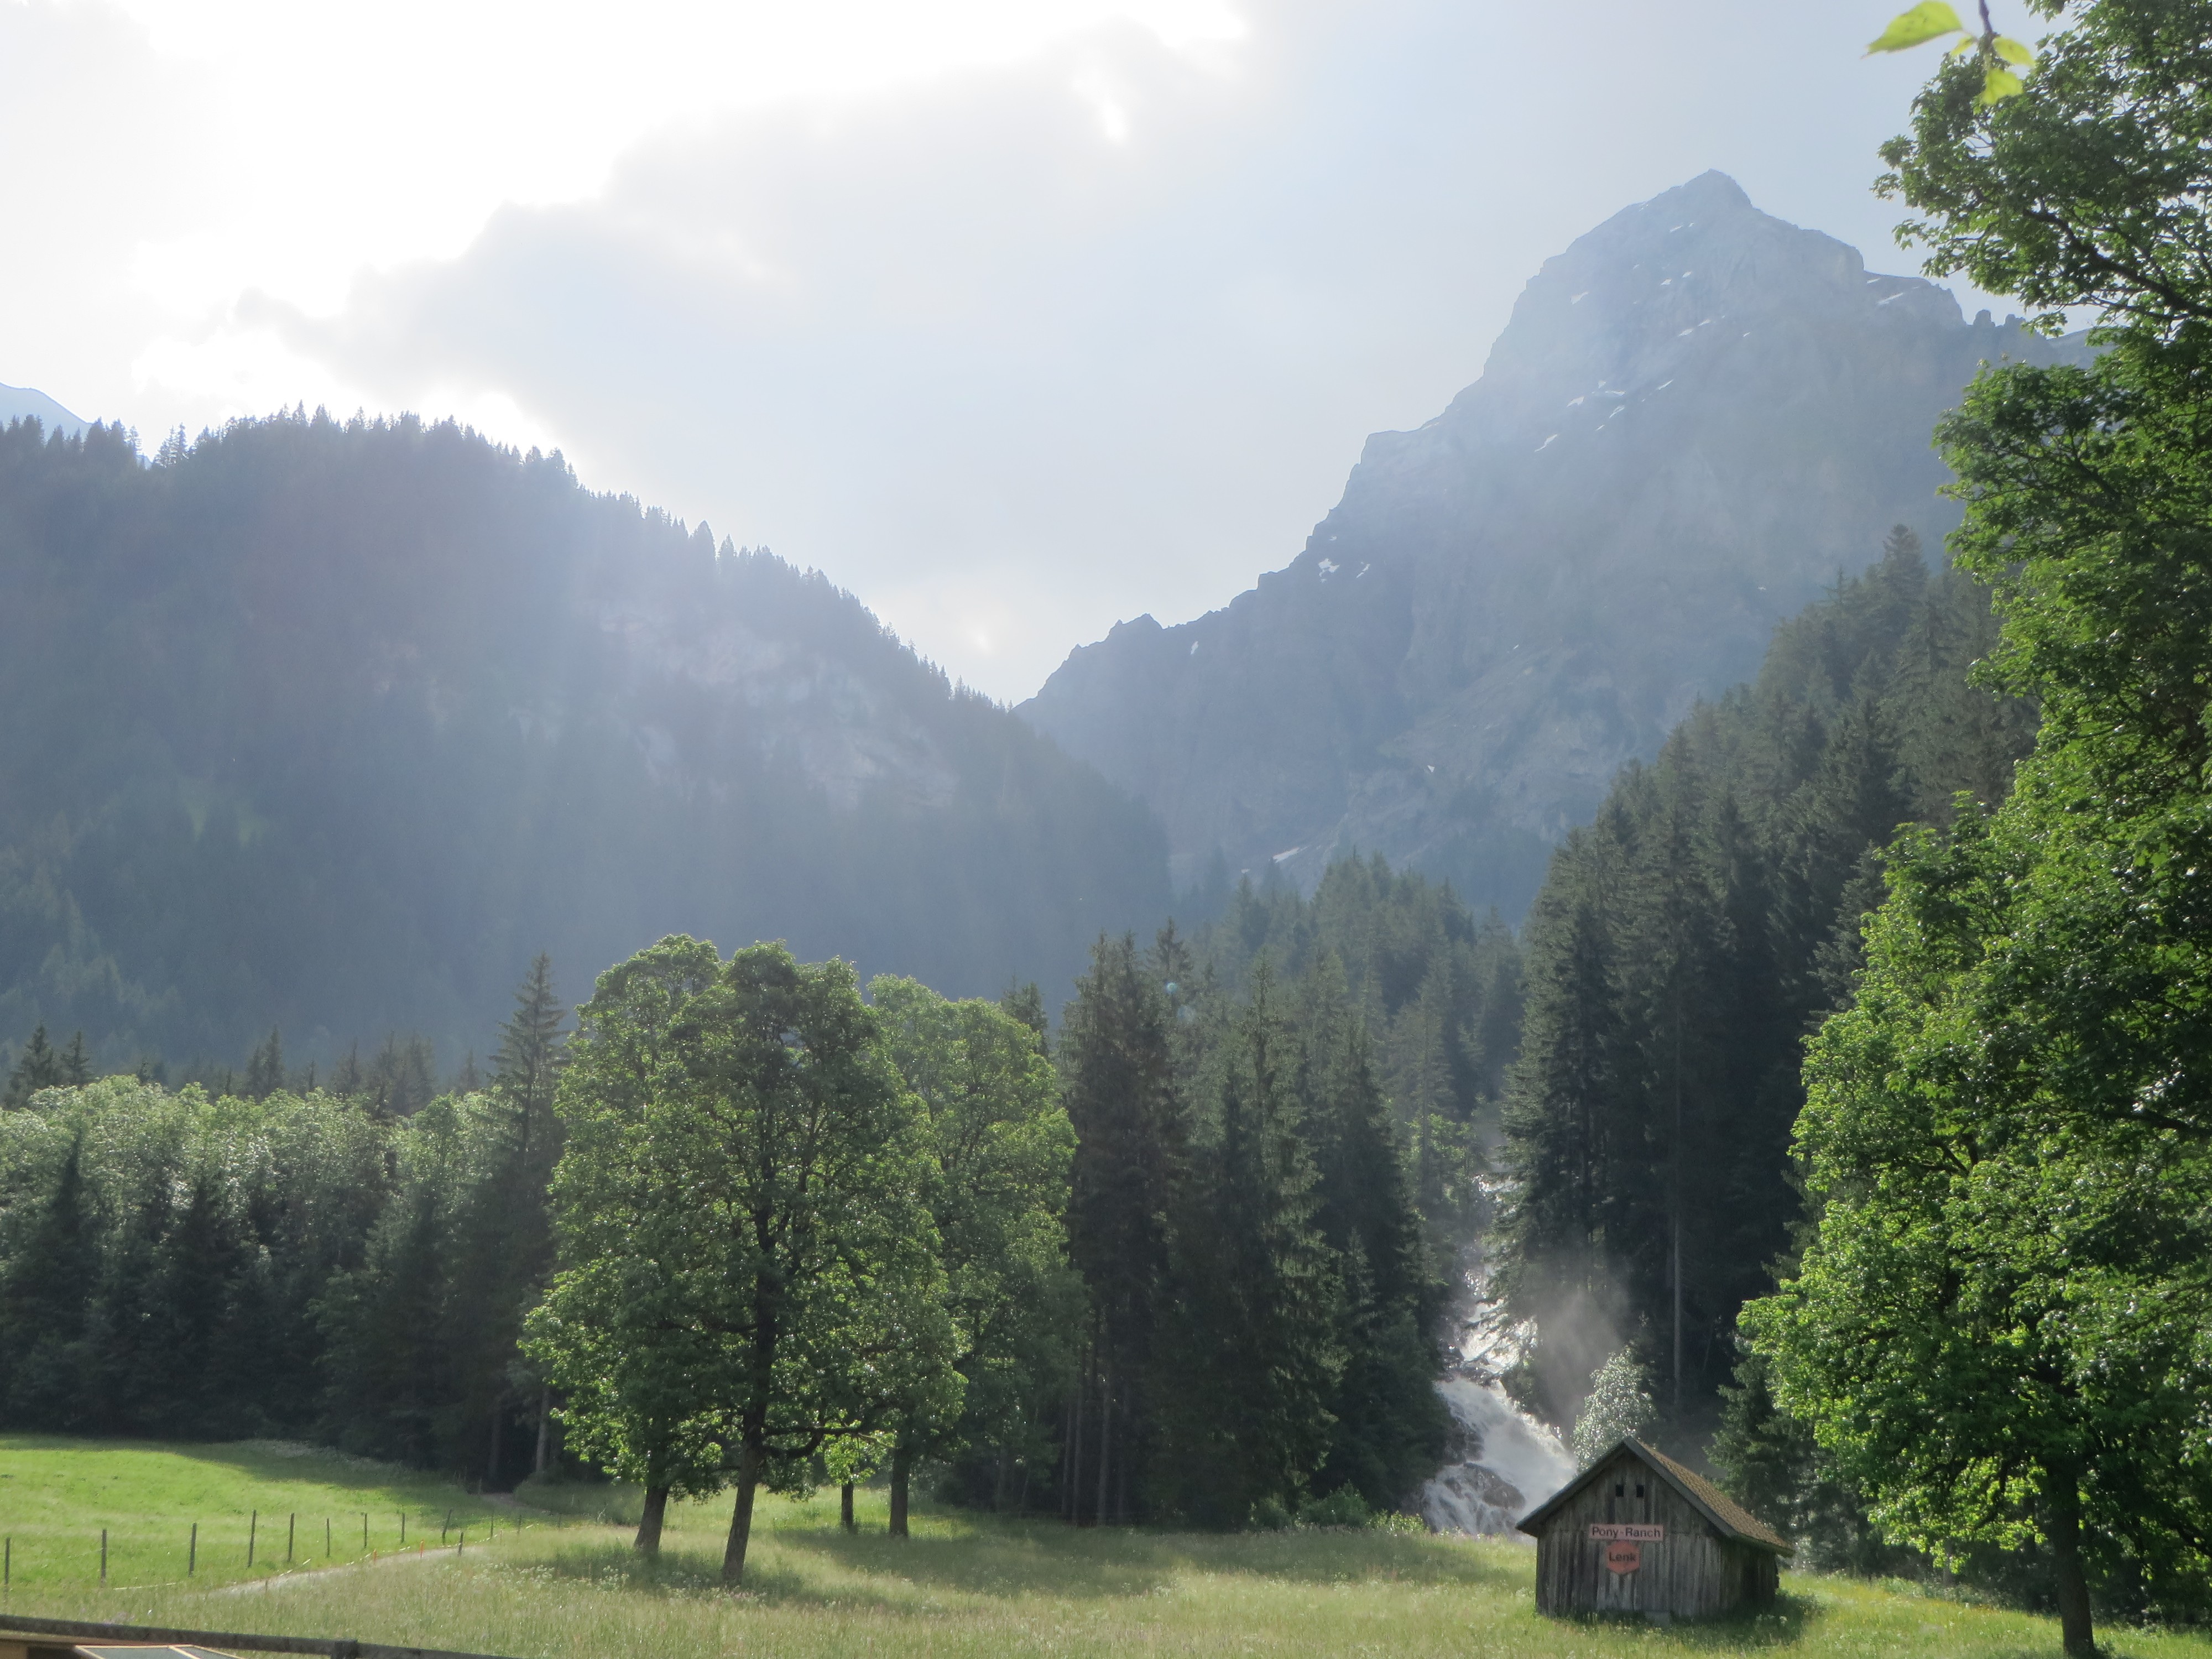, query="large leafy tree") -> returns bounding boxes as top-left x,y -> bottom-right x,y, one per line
525,937 -> 724,1553
1747,811 -> 2212,1651
1750,6 -> 2212,1652
868,977 -> 1077,1534
533,937 -> 955,1584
